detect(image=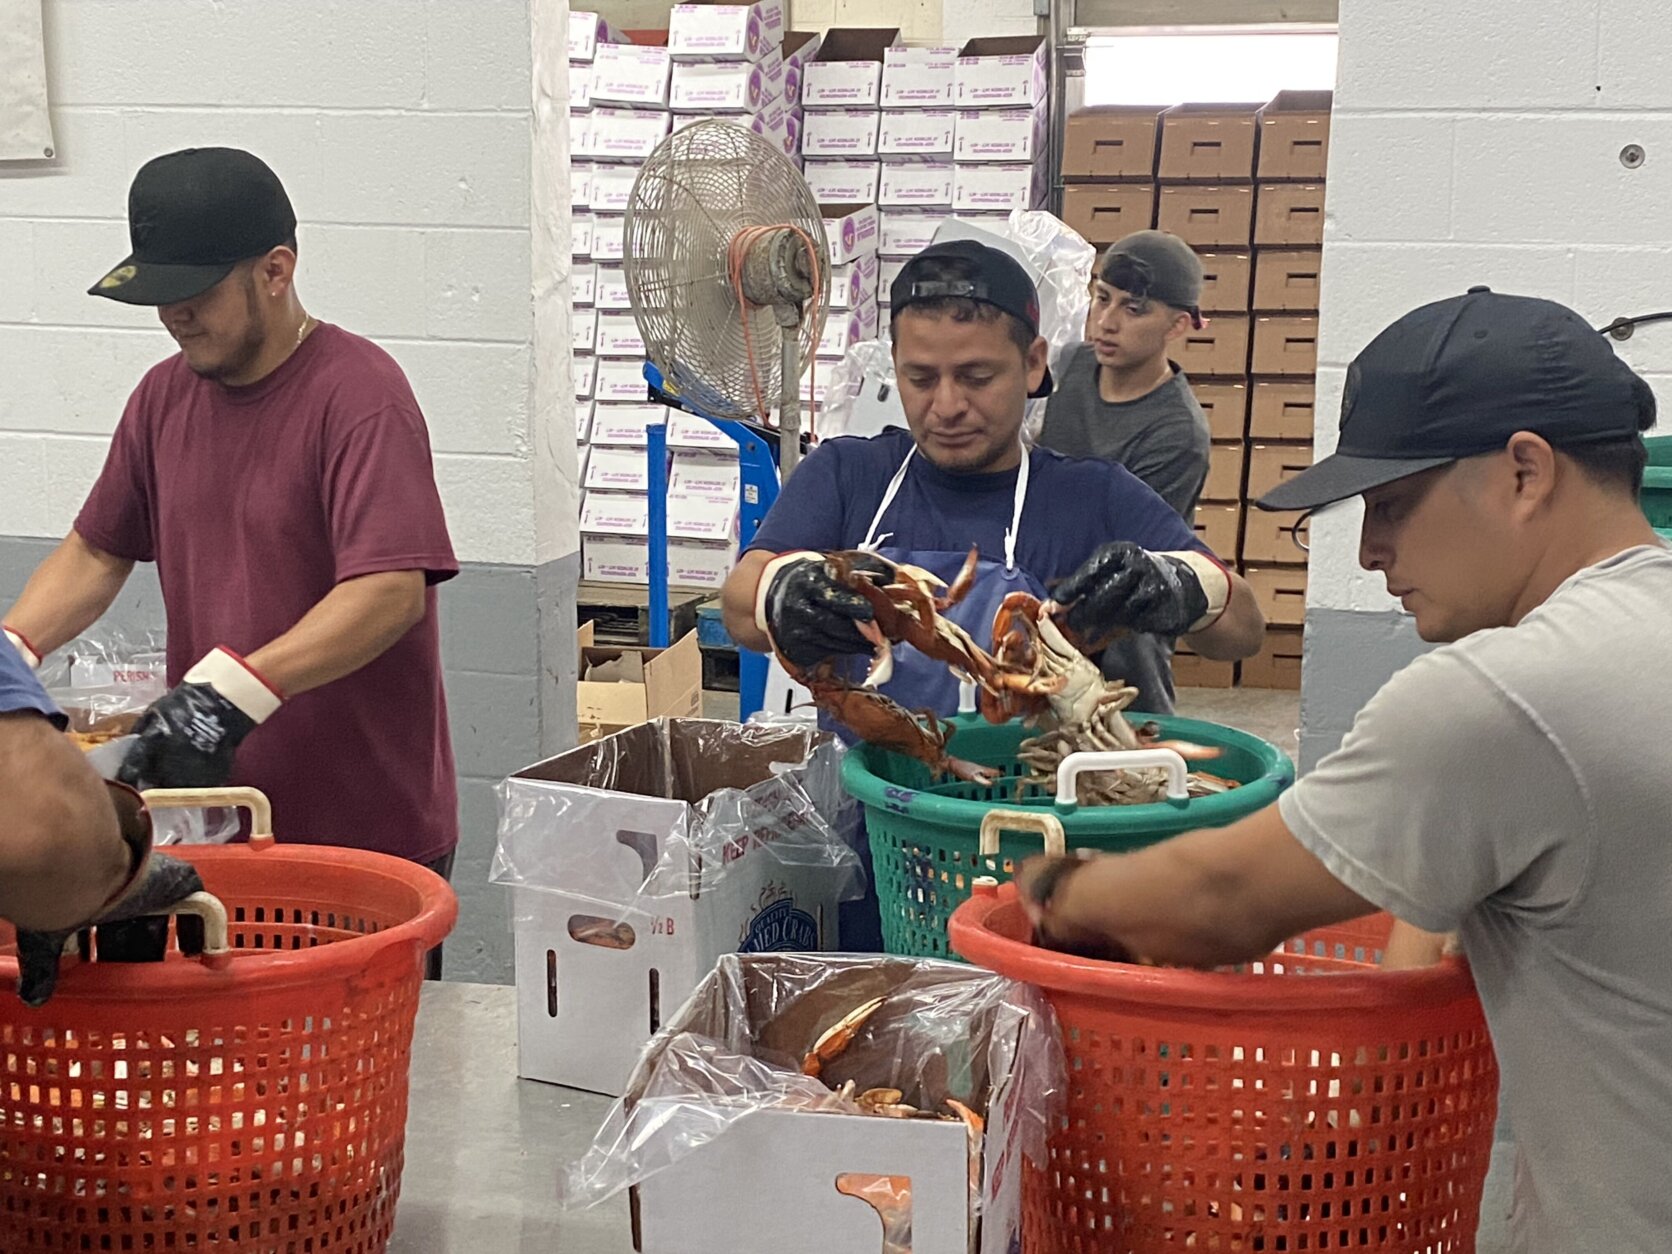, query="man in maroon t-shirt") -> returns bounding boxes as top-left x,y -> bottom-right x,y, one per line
3,148 -> 460,971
